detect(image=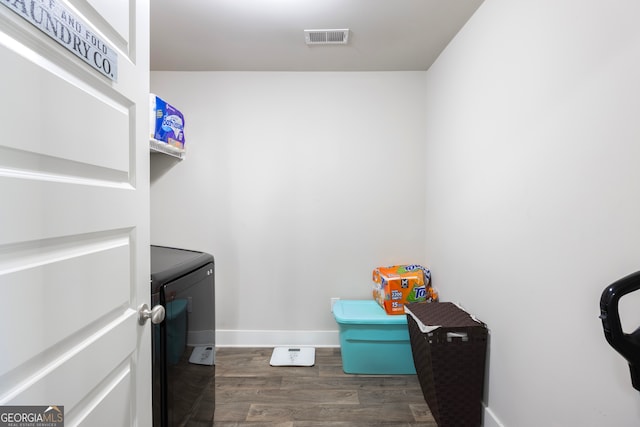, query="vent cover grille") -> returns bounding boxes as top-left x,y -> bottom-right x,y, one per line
304,29 -> 350,45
